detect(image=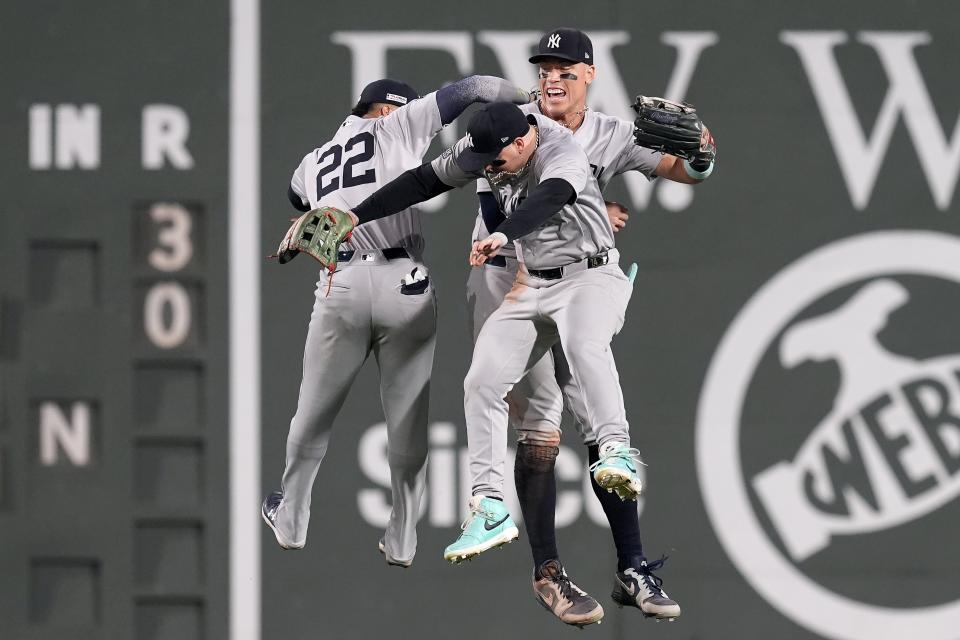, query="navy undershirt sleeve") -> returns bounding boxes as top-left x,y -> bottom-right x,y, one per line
287,185 -> 311,212
353,163 -> 453,224
492,178 -> 575,241
479,192 -> 505,234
